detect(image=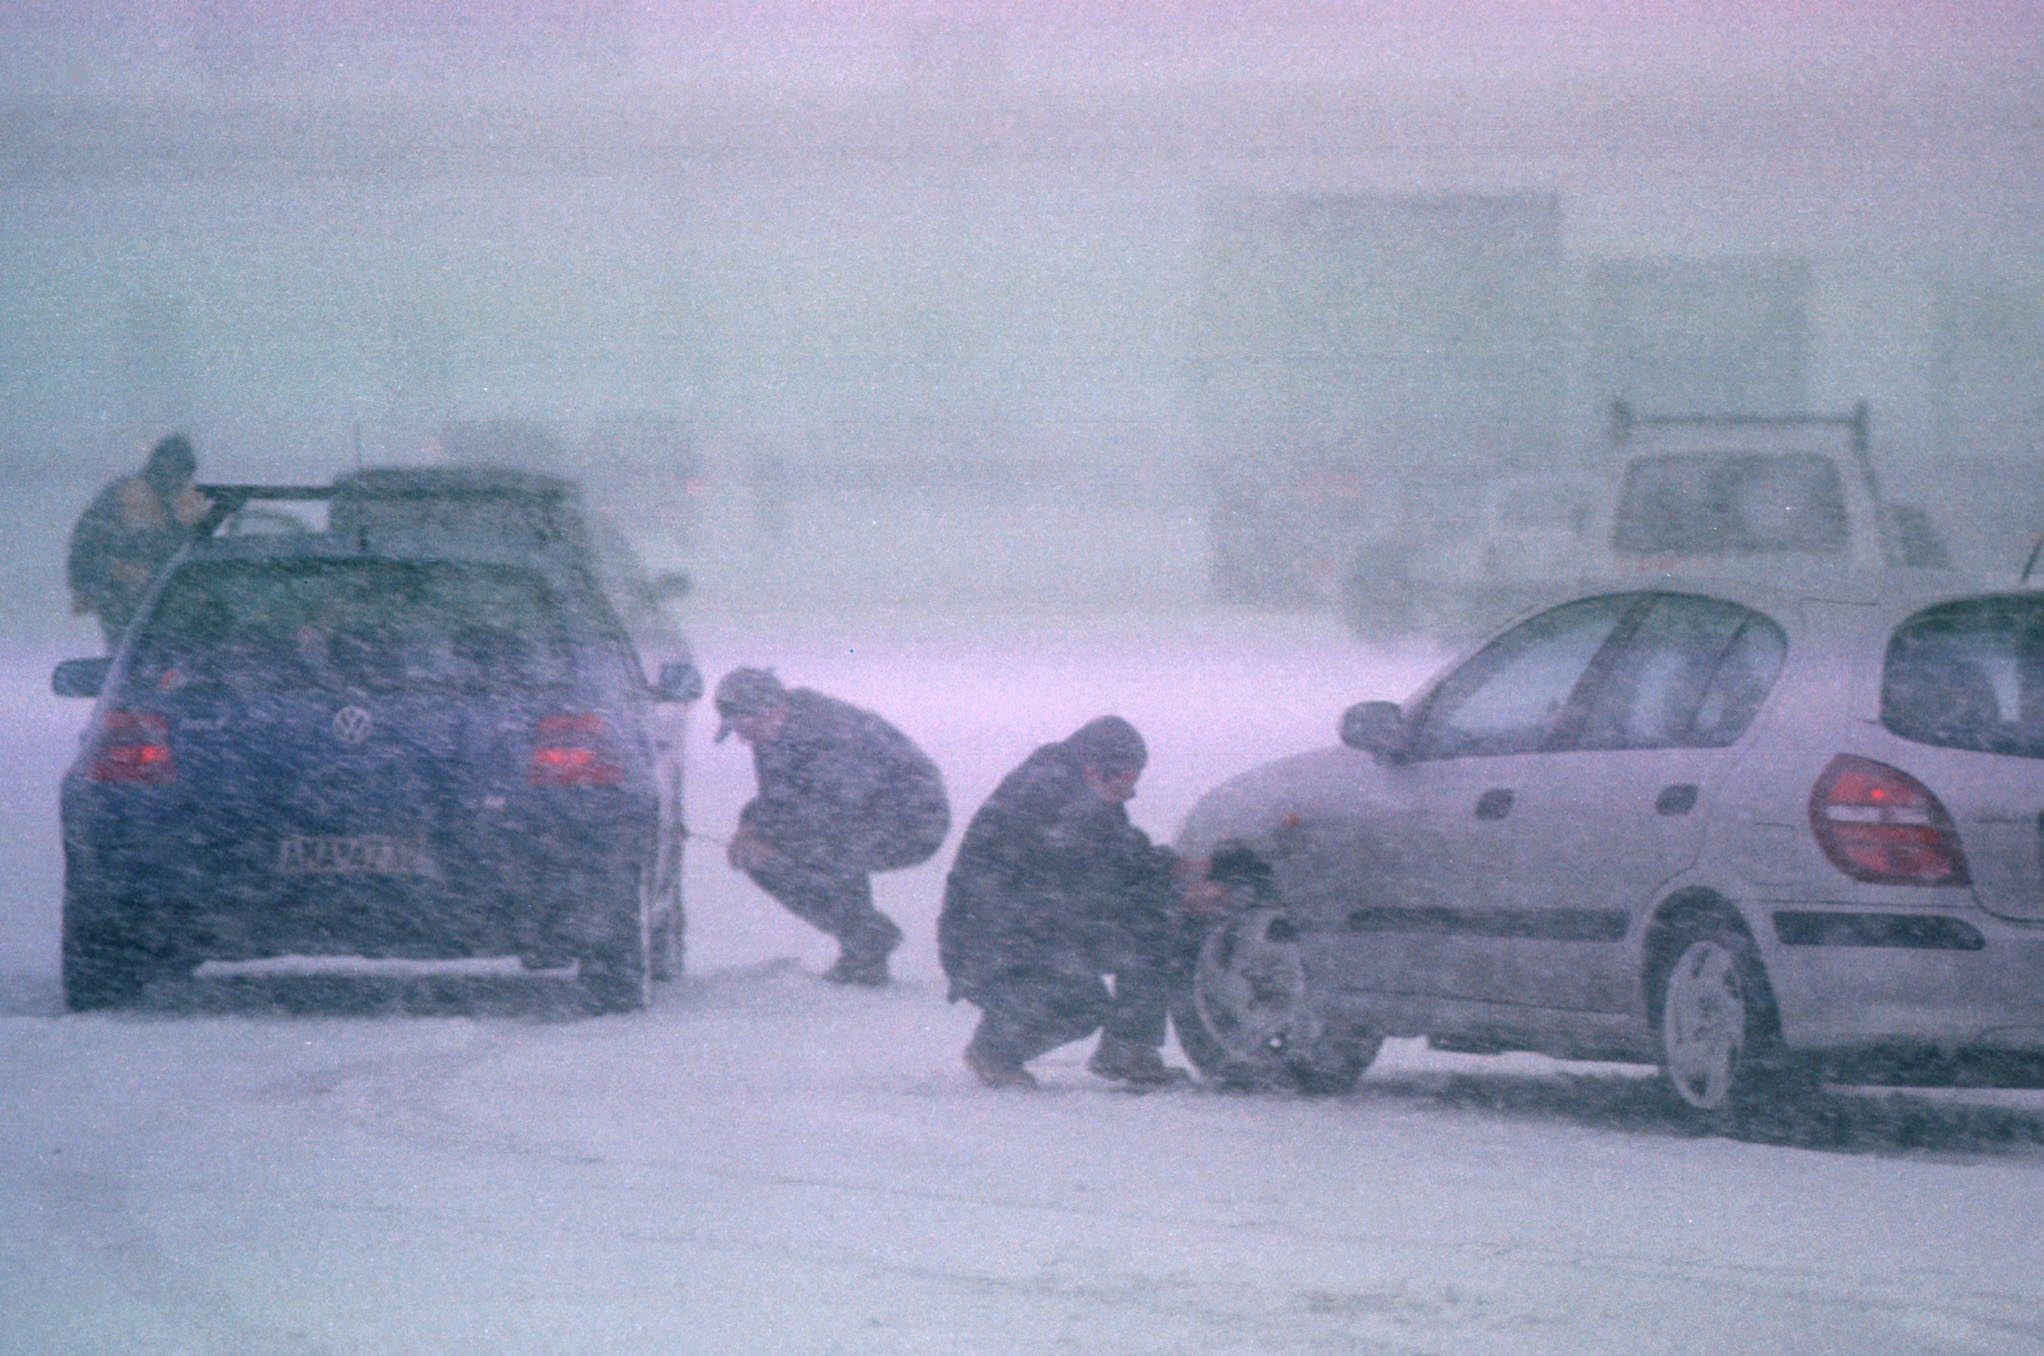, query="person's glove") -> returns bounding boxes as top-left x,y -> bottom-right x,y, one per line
1175,856 -> 1229,918
174,485 -> 214,527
